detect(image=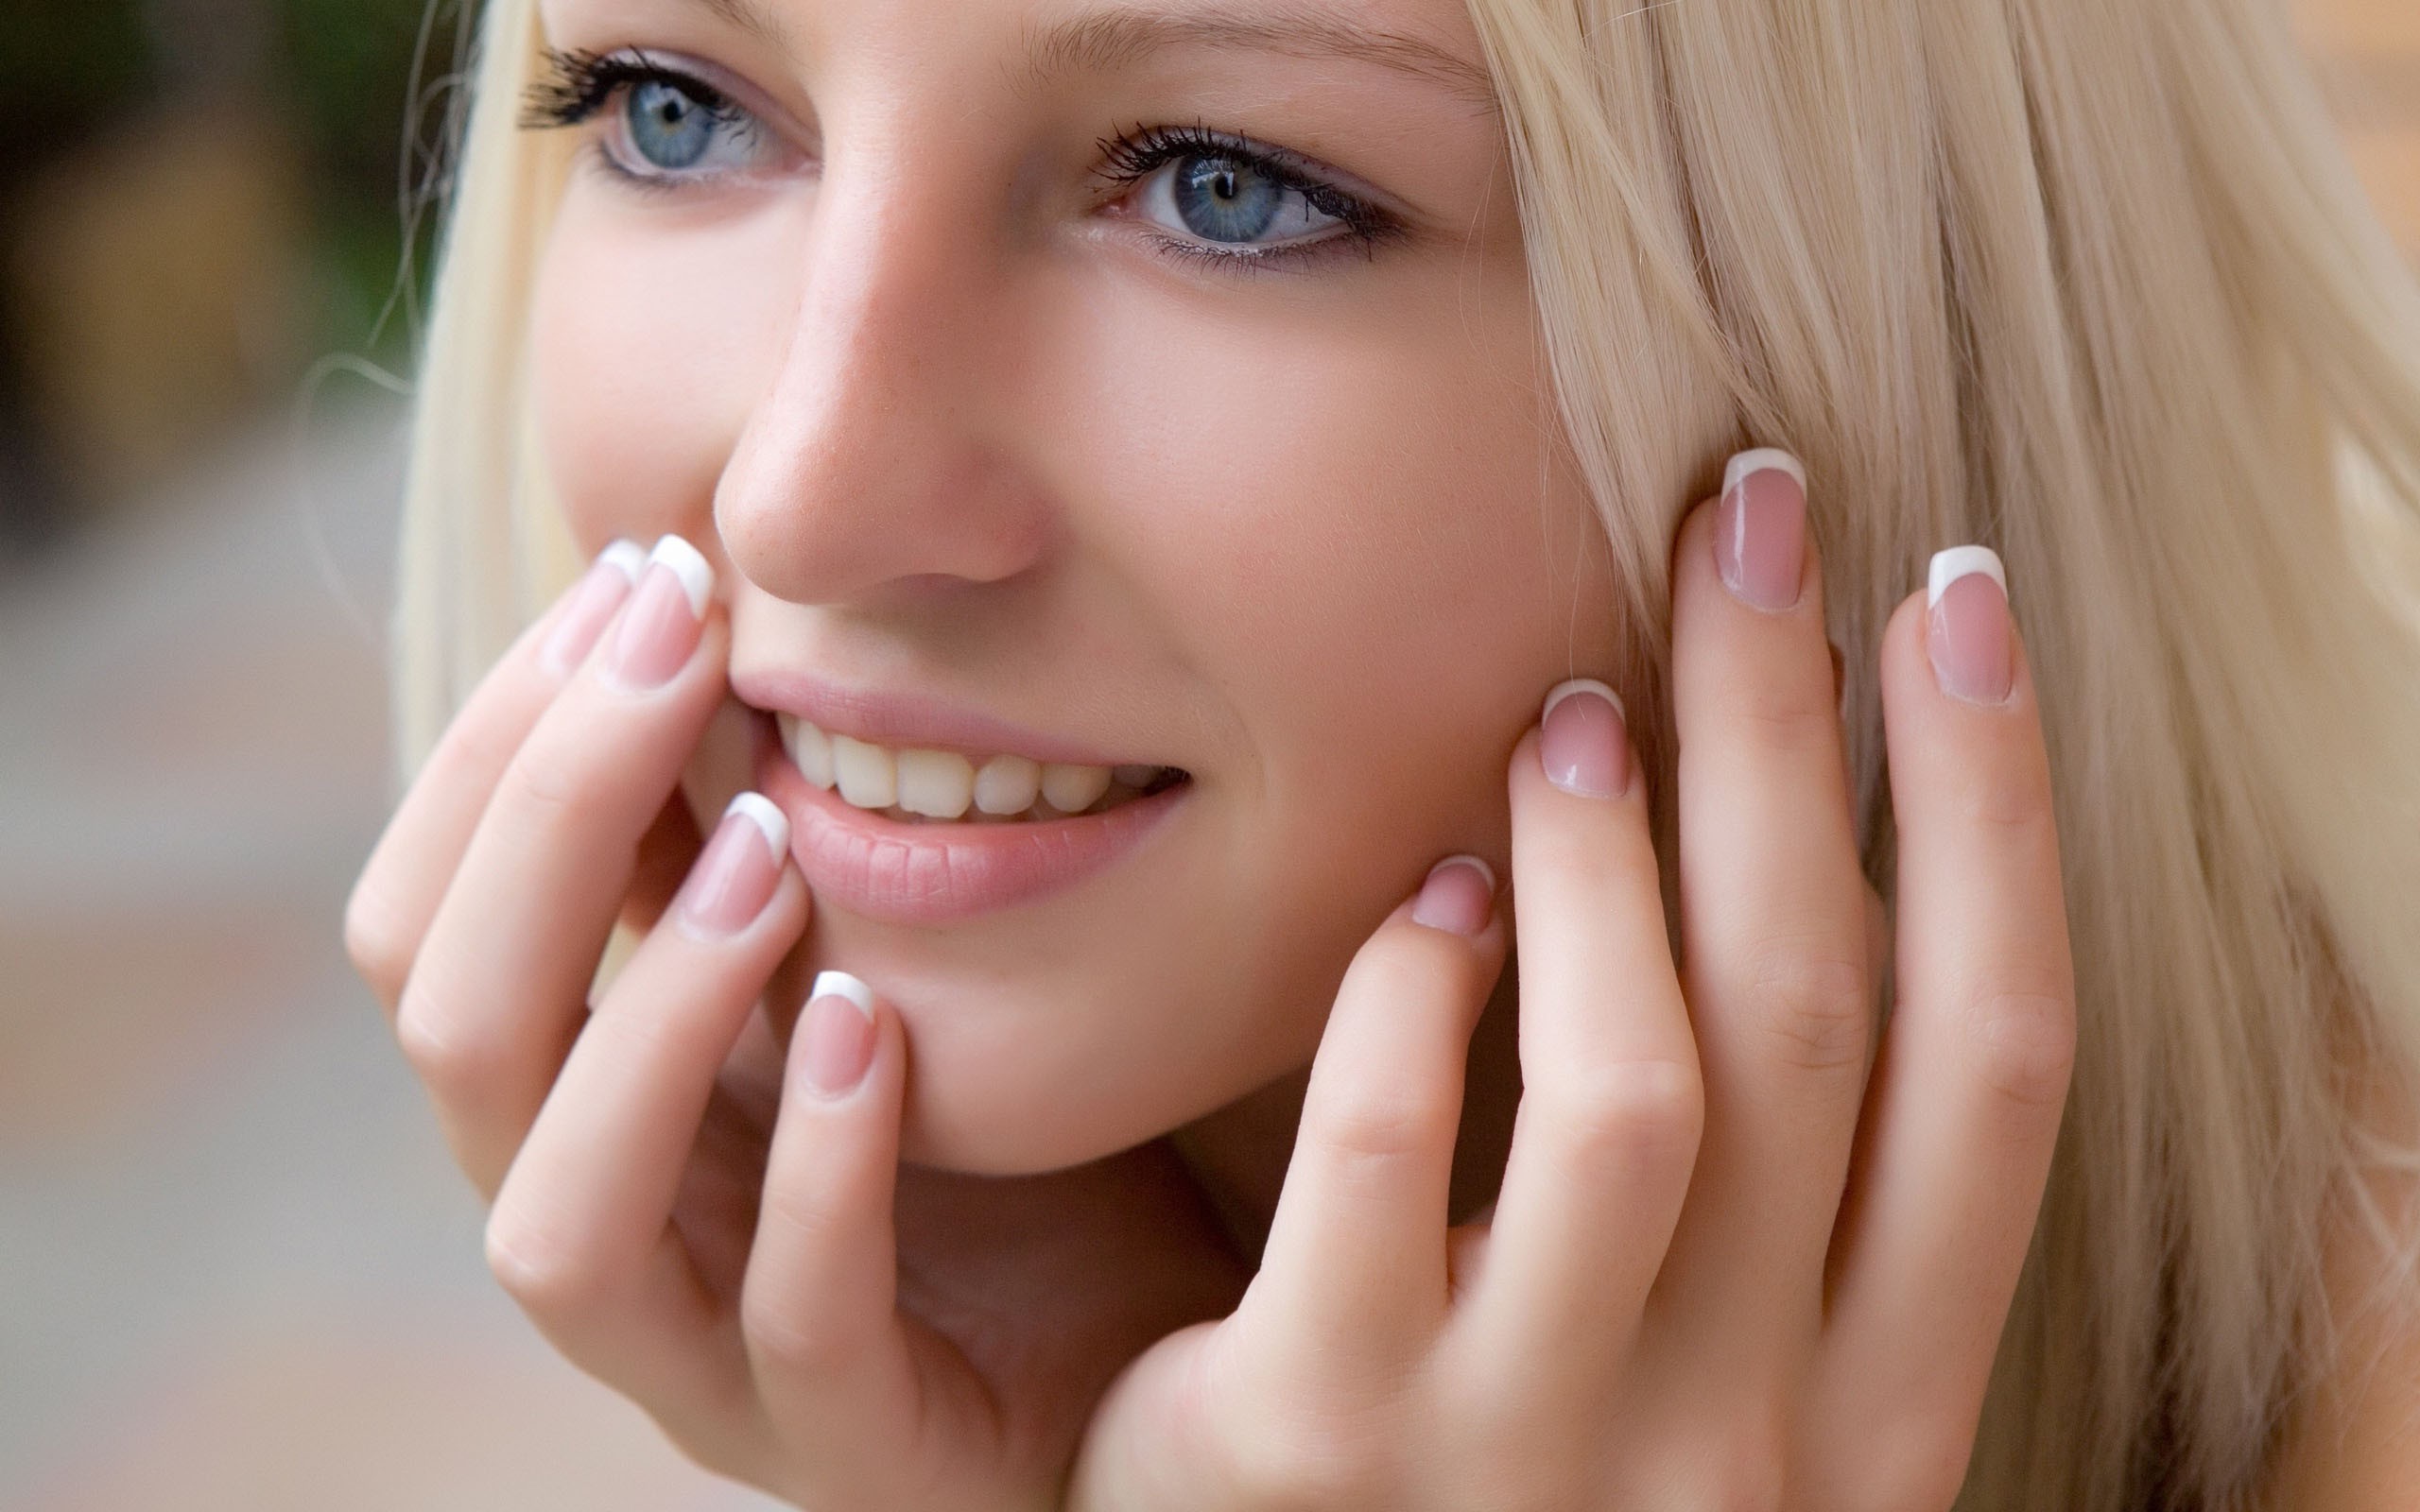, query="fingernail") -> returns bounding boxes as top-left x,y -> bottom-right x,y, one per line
1540,679 -> 1631,799
675,792 -> 788,936
1716,448 -> 1807,613
1411,855 -> 1495,936
1926,546 -> 2014,705
604,535 -> 714,691
538,539 -> 644,676
798,970 -> 877,1097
